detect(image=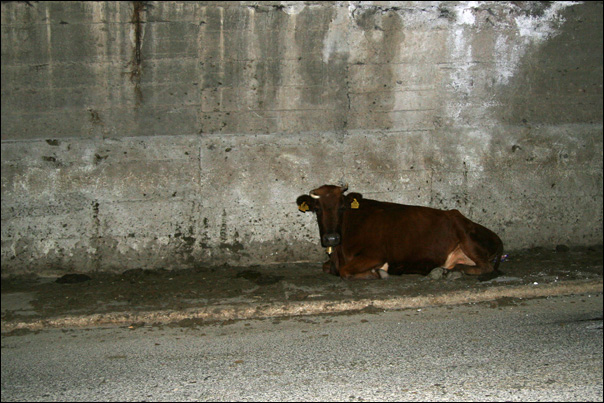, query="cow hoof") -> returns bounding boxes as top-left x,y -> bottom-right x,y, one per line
428,267 -> 446,280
